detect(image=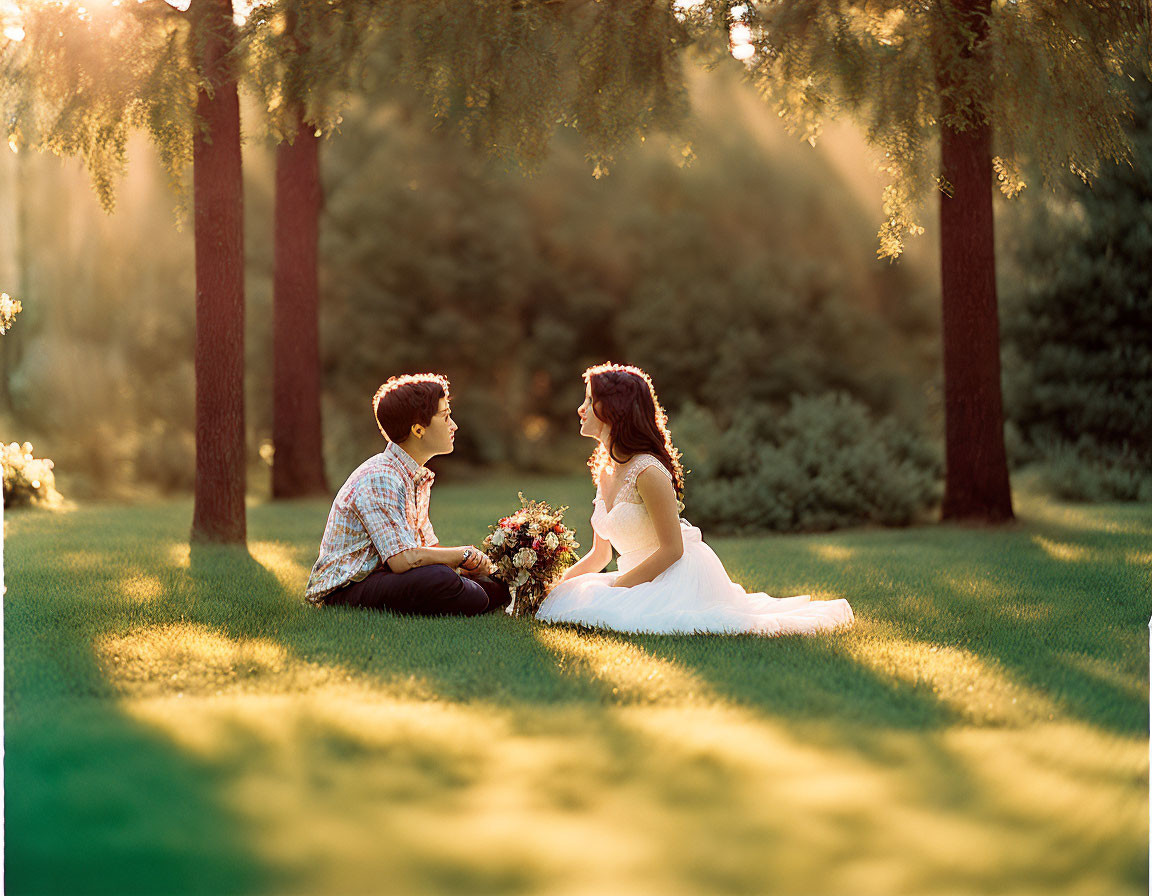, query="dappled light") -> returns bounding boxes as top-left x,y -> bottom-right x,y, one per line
808,542 -> 857,563
118,570 -> 165,604
1062,652 -> 1147,704
1032,534 -> 1092,563
248,539 -> 311,593
535,626 -> 711,703
6,490 -> 1147,893
95,619 -> 446,704
96,623 -> 295,698
840,620 -> 1057,727
166,541 -> 191,568
1126,550 -> 1152,568
4,0 -> 1149,888
1015,490 -> 1152,537
111,675 -> 1145,894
